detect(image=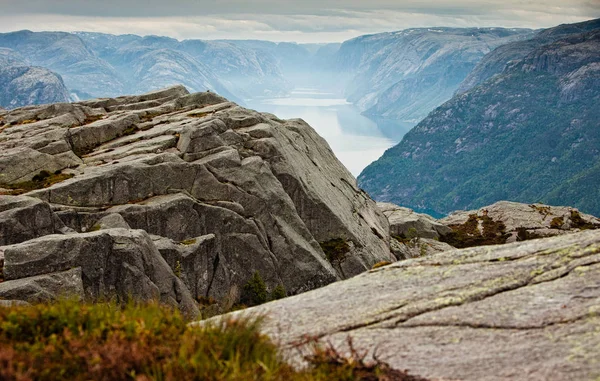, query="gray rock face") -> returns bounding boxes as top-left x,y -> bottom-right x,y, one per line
377,202 -> 451,239
440,201 -> 600,243
2,228 -> 199,318
0,267 -> 84,303
213,229 -> 600,381
0,48 -> 70,109
0,86 -> 392,310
